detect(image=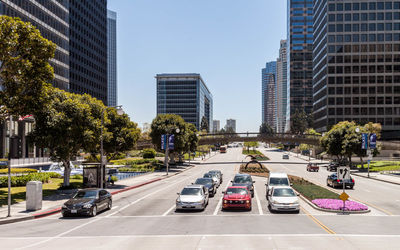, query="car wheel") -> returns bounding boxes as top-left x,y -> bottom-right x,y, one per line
295,210 -> 300,214
90,205 -> 97,217
107,200 -> 112,210
327,181 -> 330,187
